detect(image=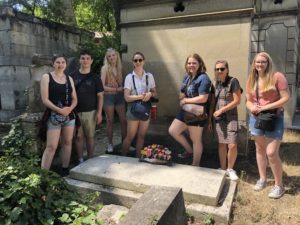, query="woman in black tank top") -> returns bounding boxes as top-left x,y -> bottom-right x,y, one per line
40,54 -> 78,175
